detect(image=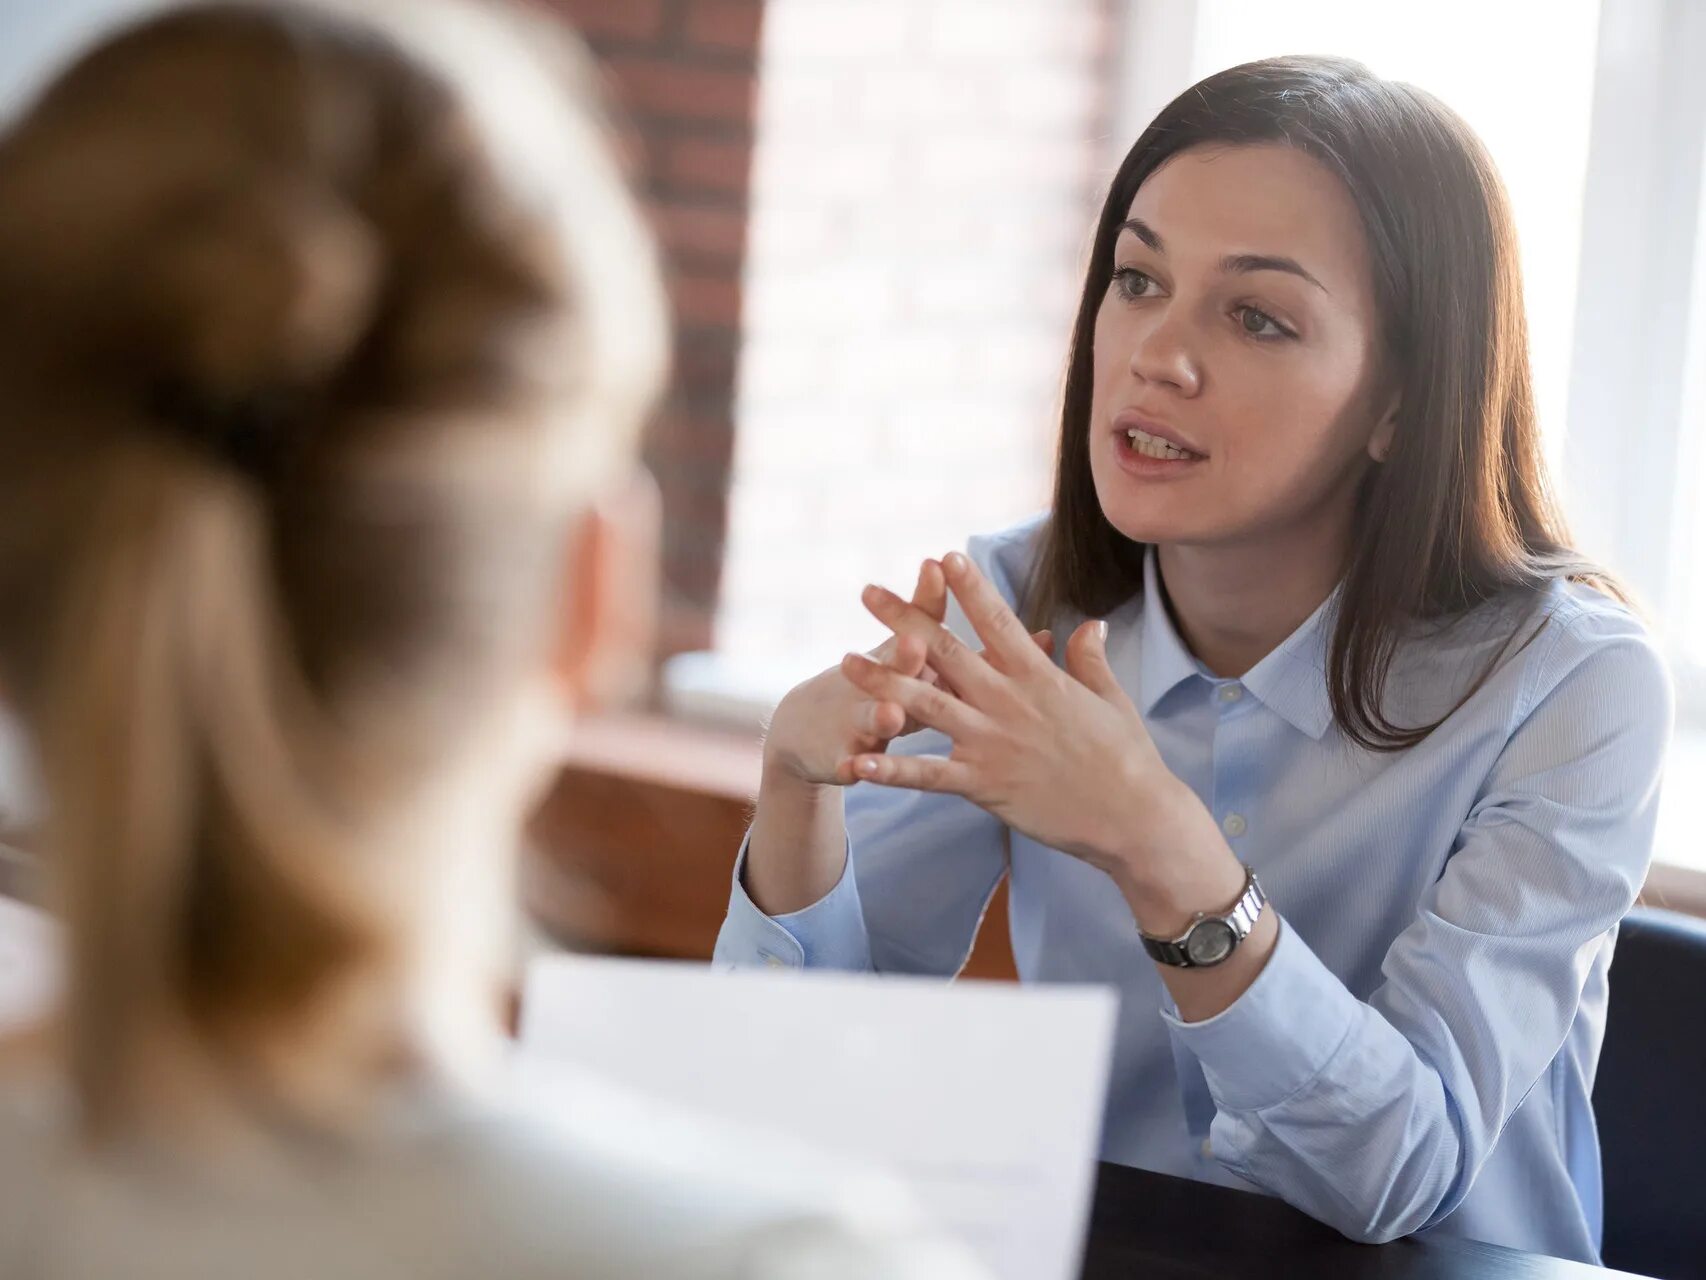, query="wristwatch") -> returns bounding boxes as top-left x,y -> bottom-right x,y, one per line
1139,865 -> 1266,968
